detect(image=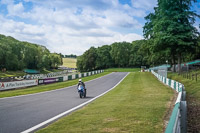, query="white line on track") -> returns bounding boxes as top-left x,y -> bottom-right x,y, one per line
0,72 -> 114,100
21,72 -> 129,133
